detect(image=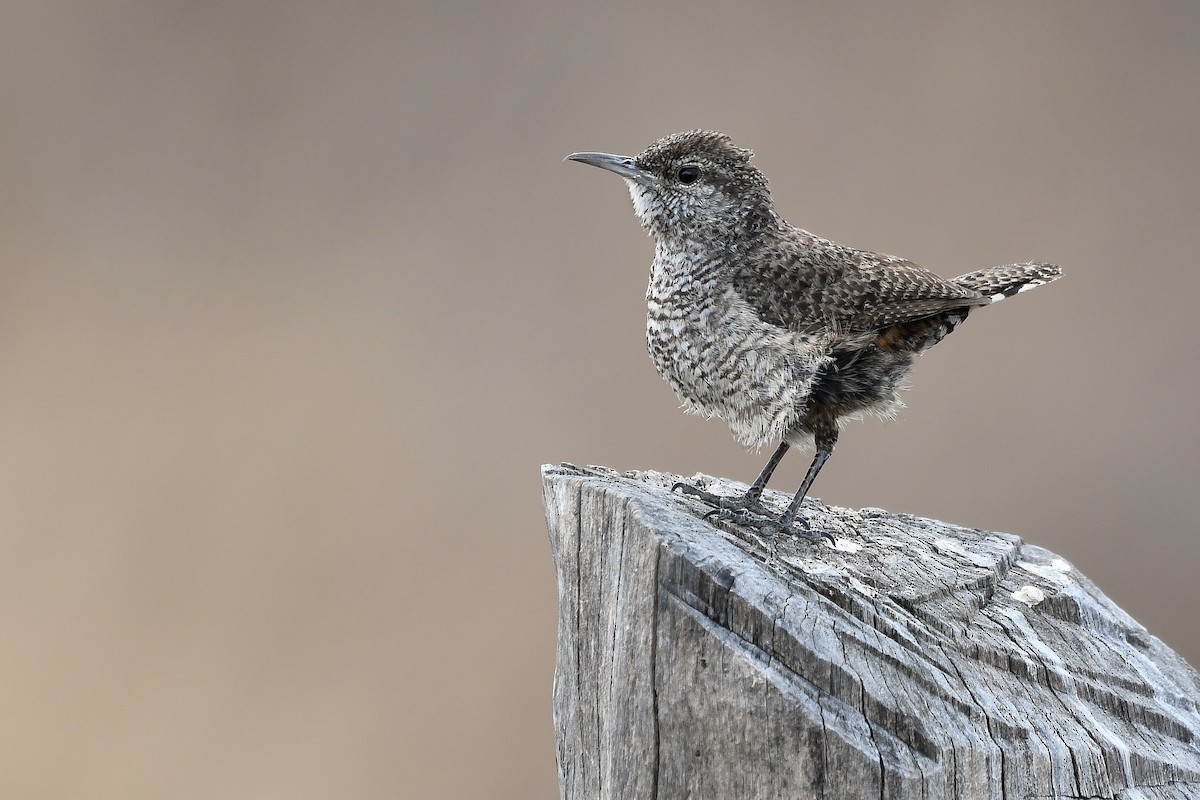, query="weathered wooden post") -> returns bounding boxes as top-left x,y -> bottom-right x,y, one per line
543,463 -> 1200,799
